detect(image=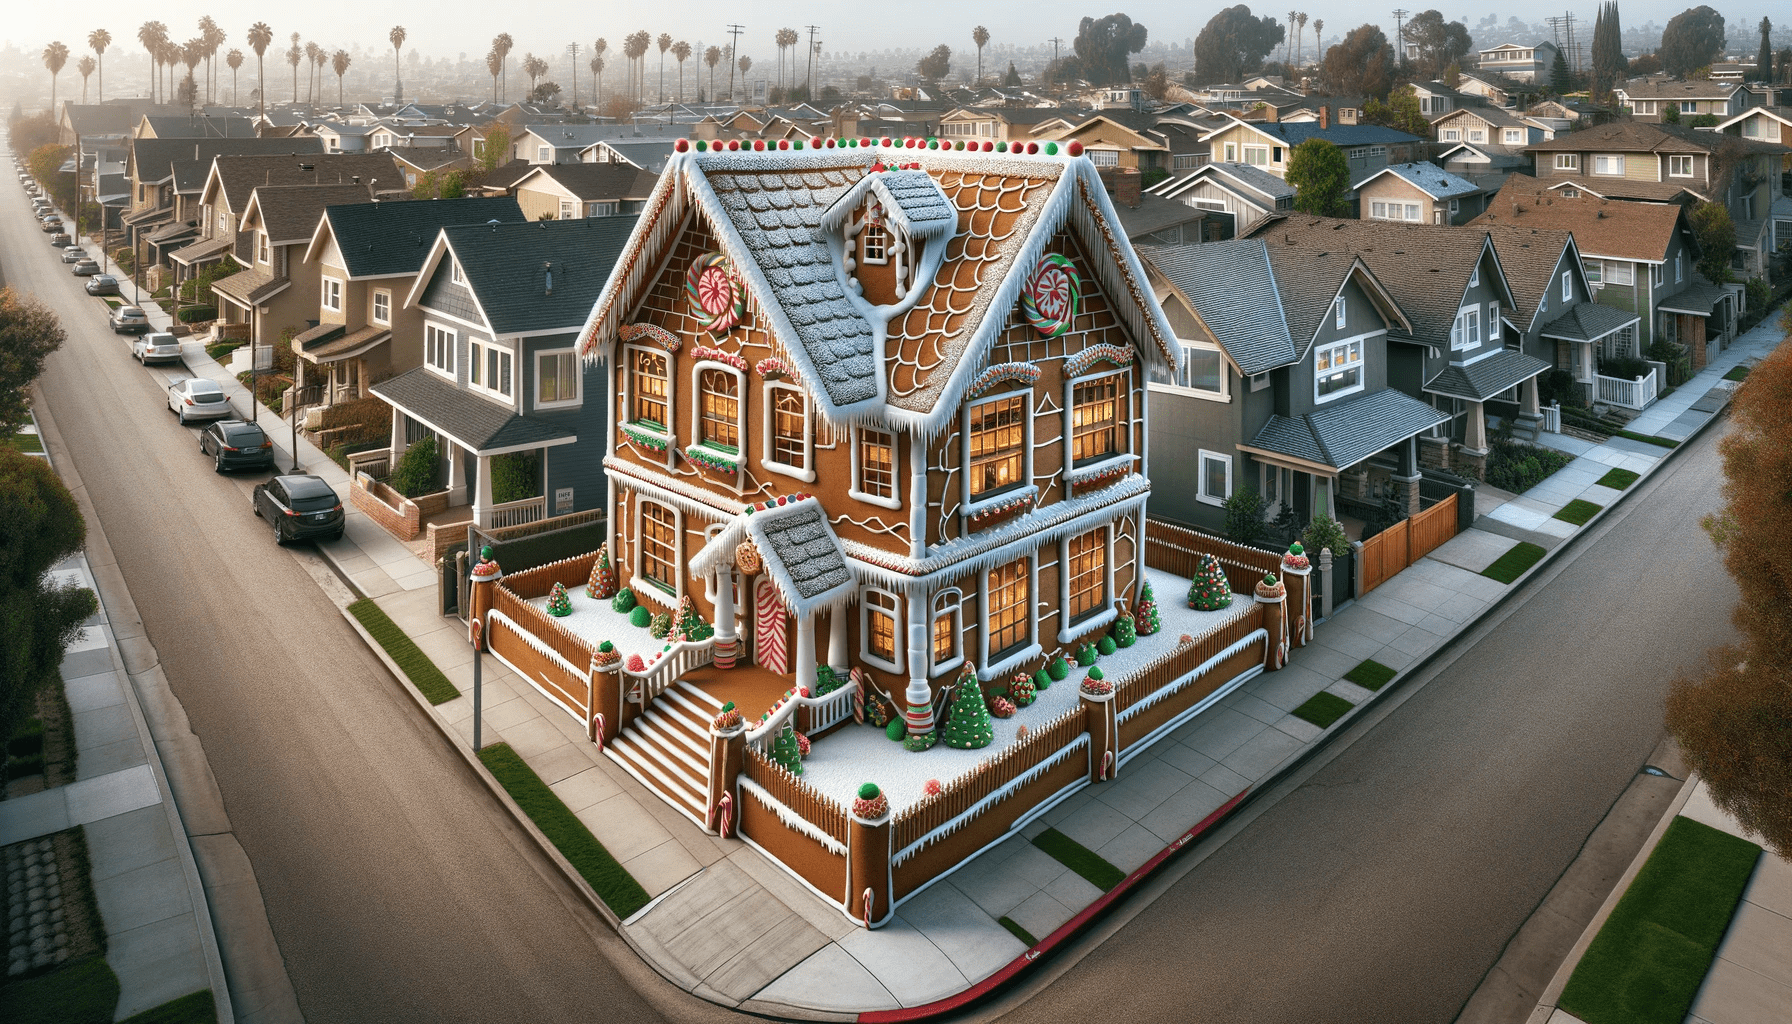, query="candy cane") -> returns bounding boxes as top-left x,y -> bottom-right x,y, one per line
590,713 -> 605,751
1100,750 -> 1114,781
708,792 -> 733,838
861,888 -> 875,929
469,618 -> 482,650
